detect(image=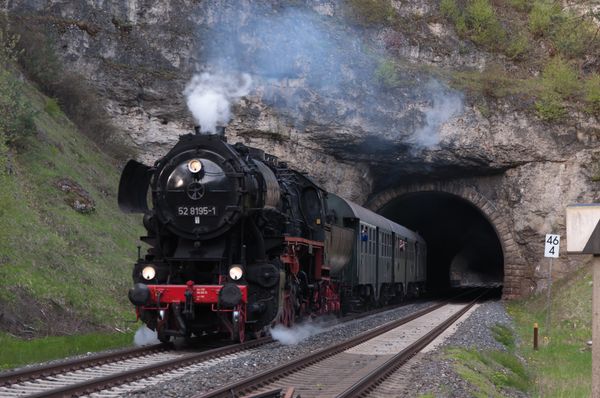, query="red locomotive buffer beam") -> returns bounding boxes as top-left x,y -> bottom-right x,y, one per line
143,284 -> 248,307
139,282 -> 249,341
